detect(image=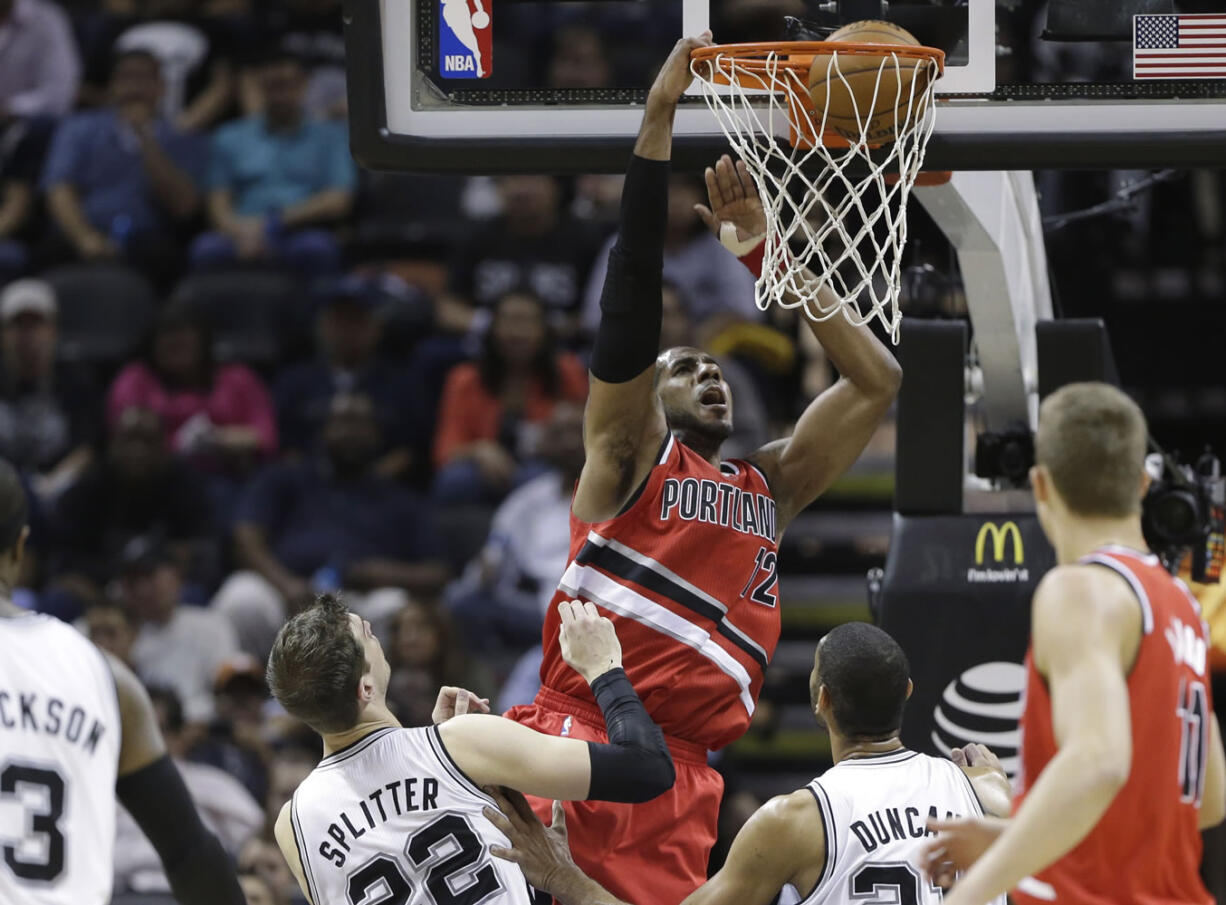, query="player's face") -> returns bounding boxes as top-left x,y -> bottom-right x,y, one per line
656,347 -> 734,441
349,613 -> 391,695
